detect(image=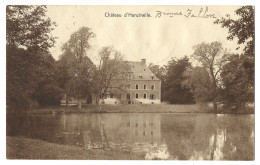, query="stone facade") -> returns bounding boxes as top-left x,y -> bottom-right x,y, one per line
102,59 -> 161,104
